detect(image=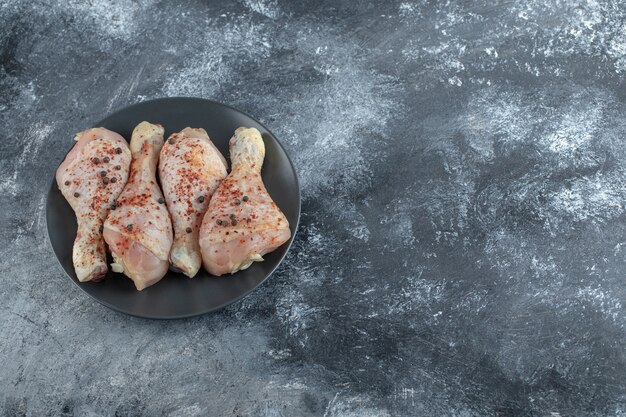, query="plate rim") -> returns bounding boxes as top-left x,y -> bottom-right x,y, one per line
45,96 -> 301,319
